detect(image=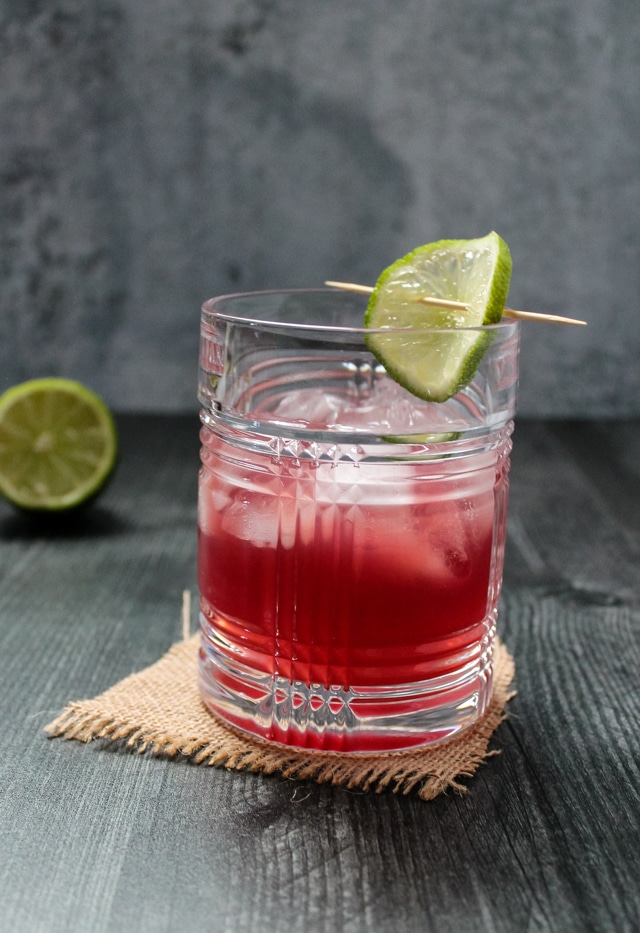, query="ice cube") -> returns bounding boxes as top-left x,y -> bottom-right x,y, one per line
260,376 -> 471,435
198,483 -> 232,536
272,389 -> 344,428
269,381 -> 452,435
415,499 -> 491,585
221,489 -> 279,548
218,483 -> 319,551
358,499 -> 480,588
